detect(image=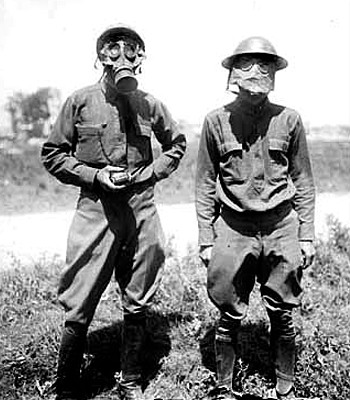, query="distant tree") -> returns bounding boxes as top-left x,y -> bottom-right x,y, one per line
5,92 -> 25,134
6,87 -> 61,138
